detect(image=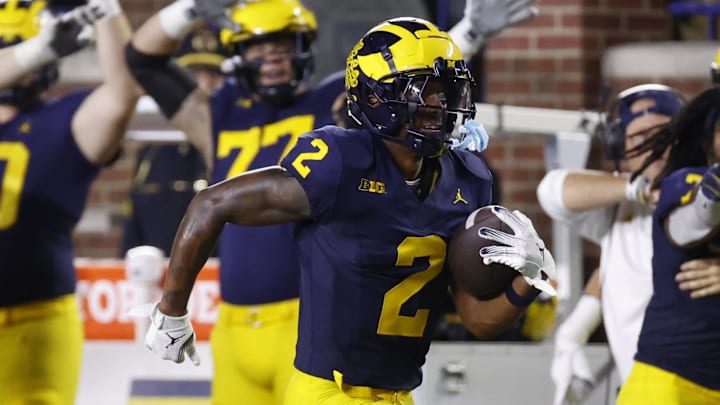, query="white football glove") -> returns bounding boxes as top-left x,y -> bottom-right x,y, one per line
449,120 -> 489,153
449,0 -> 538,59
63,0 -> 122,25
128,303 -> 201,366
159,0 -> 240,39
477,206 -> 557,295
550,295 -> 601,404
14,8 -> 95,70
467,0 -> 538,40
